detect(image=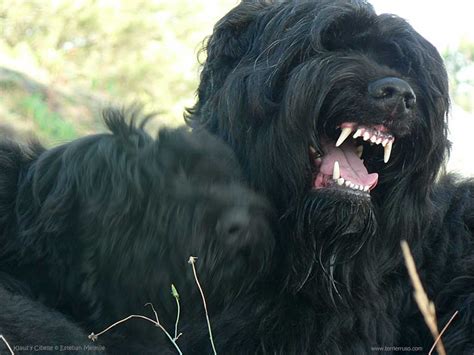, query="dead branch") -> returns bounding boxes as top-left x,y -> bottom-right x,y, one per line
0,335 -> 14,355
401,240 -> 448,355
88,305 -> 182,355
429,311 -> 459,355
188,256 -> 217,355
